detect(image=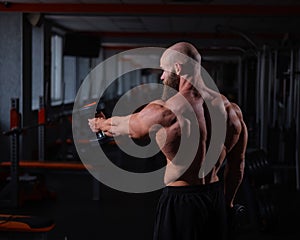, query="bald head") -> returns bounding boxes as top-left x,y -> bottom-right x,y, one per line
168,42 -> 201,64
160,42 -> 201,77
159,42 -> 204,98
